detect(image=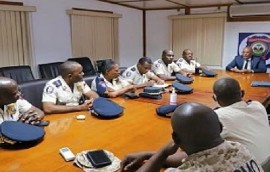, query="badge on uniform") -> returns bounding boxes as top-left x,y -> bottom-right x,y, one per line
0,121 -> 45,146
90,98 -> 123,119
